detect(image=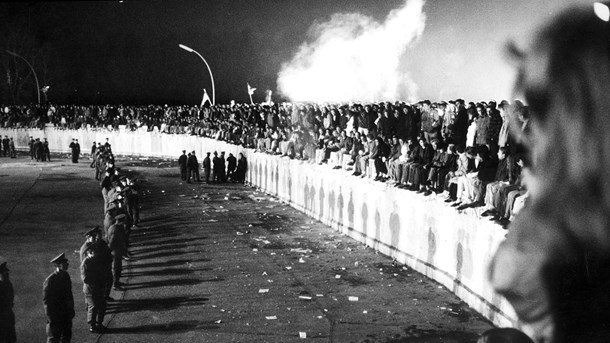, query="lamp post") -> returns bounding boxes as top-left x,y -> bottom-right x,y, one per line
5,50 -> 40,104
178,44 -> 215,105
